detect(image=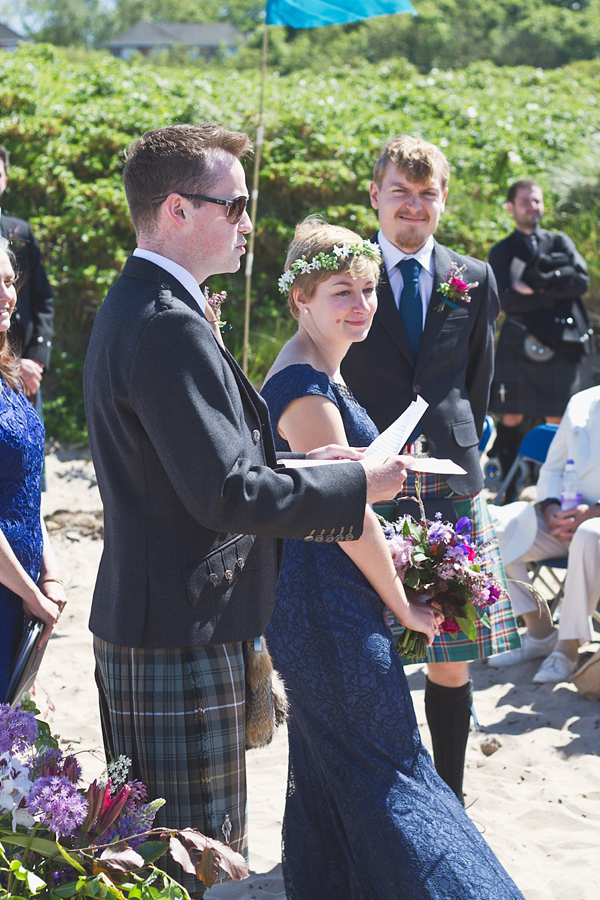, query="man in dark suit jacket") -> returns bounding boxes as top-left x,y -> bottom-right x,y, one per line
84,124 -> 411,895
487,179 -> 592,487
342,134 -> 517,805
0,146 -> 54,396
